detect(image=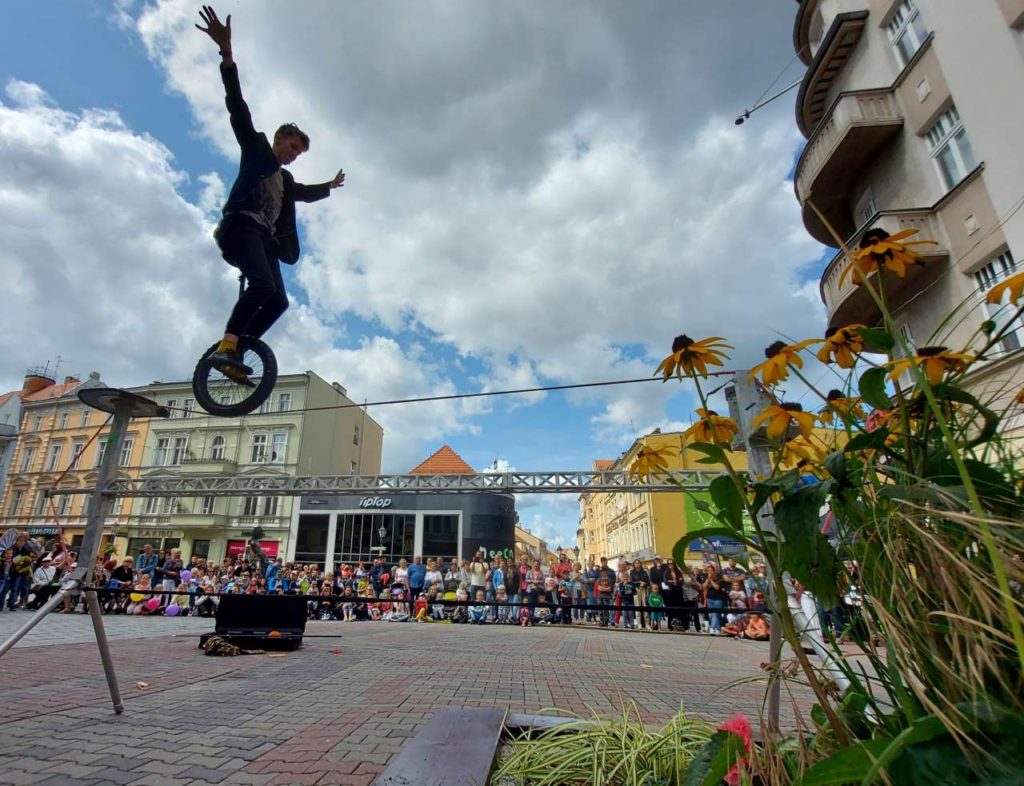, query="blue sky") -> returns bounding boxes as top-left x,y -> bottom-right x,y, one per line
0,1 -> 830,547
